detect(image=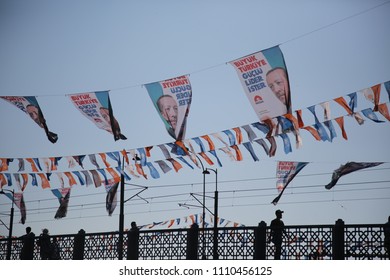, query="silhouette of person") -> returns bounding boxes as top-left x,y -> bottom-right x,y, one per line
384,216 -> 390,260
127,221 -> 139,260
20,226 -> 35,260
99,107 -> 127,140
266,67 -> 291,113
37,228 -> 52,260
269,209 -> 287,260
157,95 -> 178,138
